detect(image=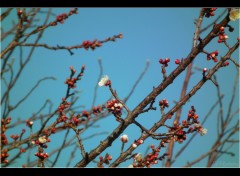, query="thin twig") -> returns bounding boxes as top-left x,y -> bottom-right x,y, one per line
75,14 -> 234,167
51,129 -> 70,167
92,58 -> 103,107
165,8 -> 205,168
123,60 -> 150,103
109,85 -> 131,113
171,95 -> 224,164
5,77 -> 56,117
